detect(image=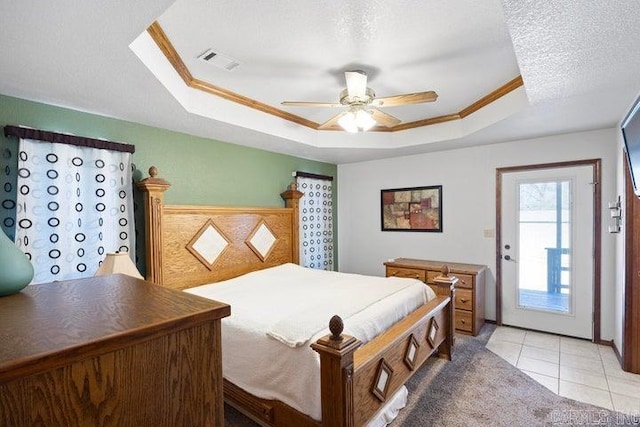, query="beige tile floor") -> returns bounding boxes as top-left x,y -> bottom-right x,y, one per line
487,326 -> 640,415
